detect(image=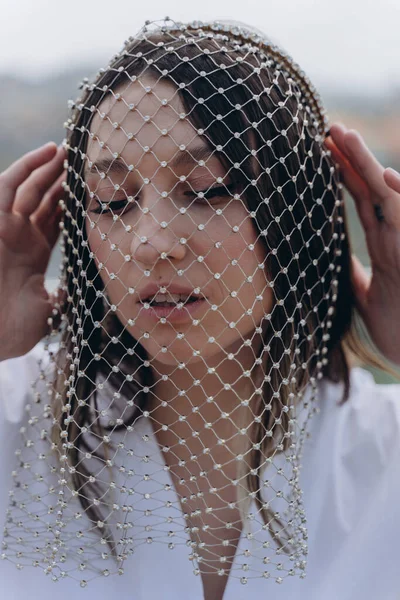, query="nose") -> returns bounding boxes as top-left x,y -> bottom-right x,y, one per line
130,195 -> 187,267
